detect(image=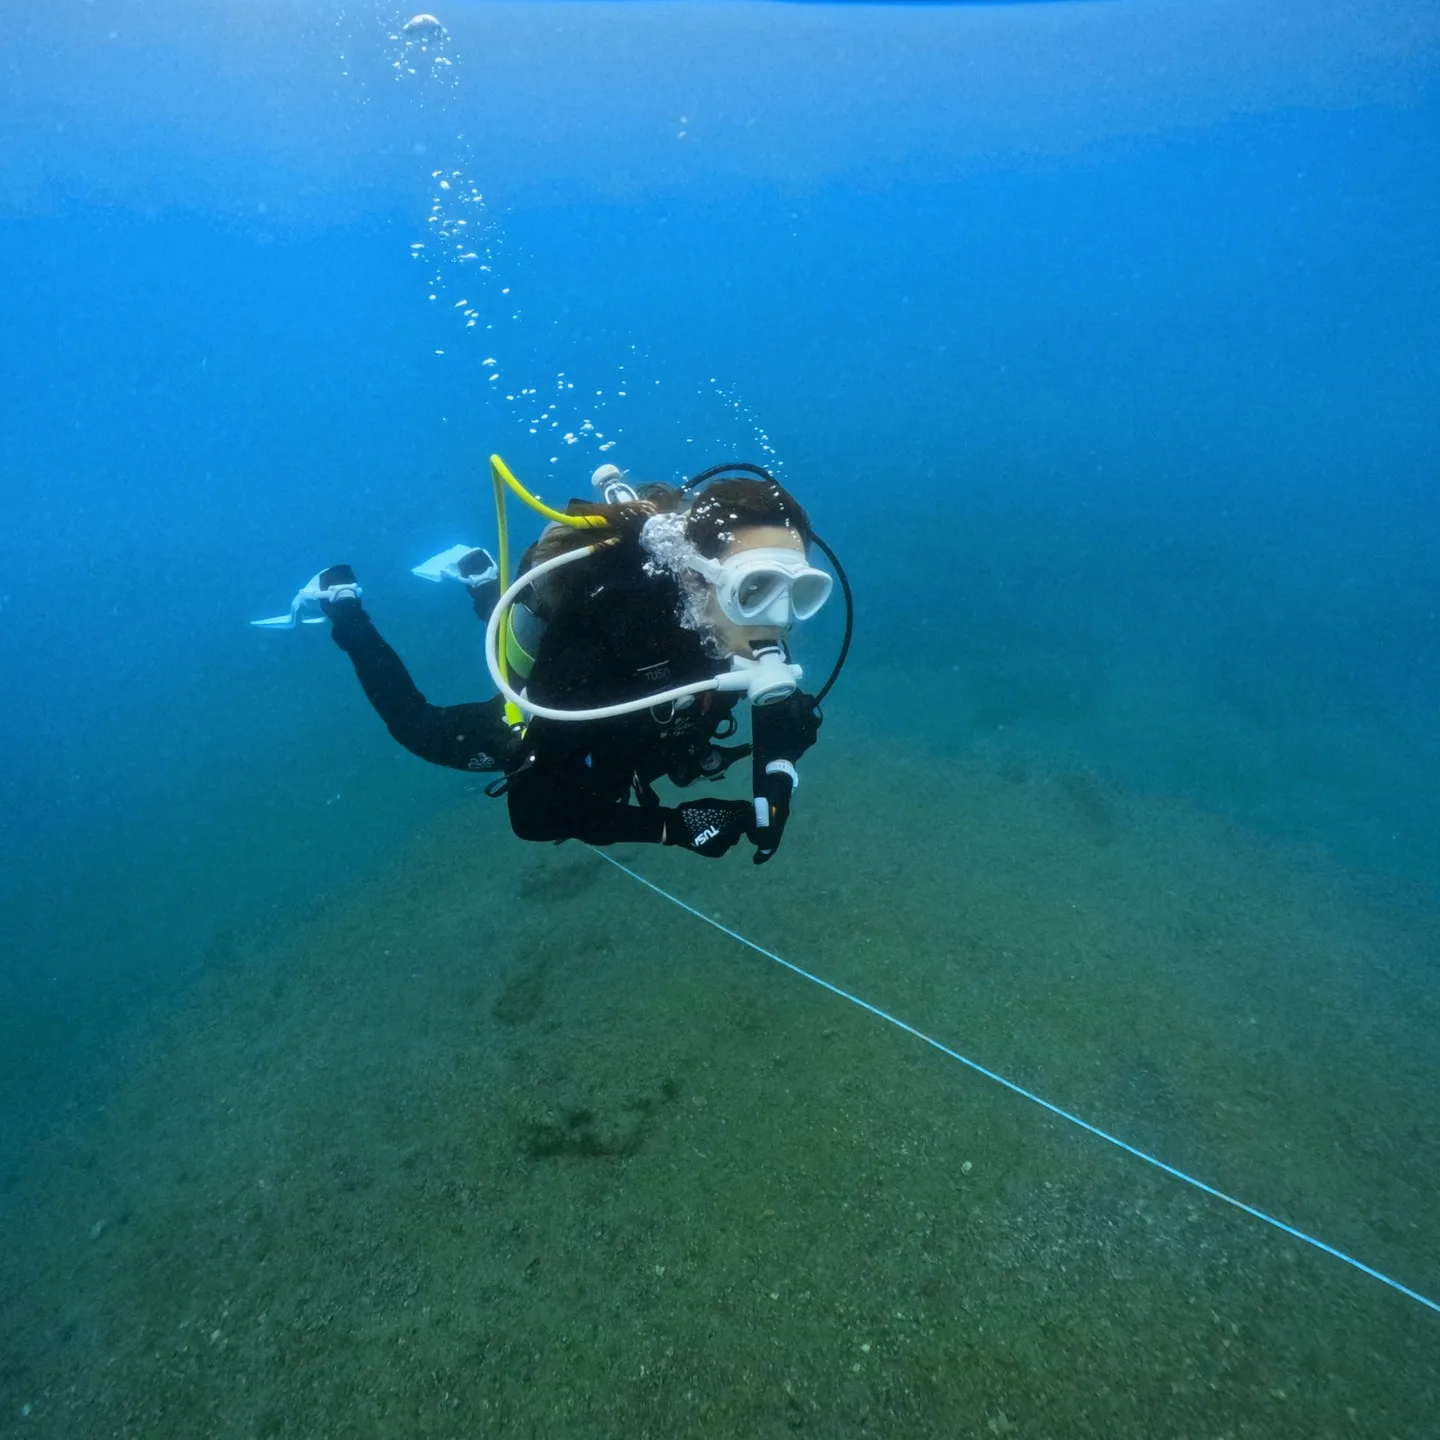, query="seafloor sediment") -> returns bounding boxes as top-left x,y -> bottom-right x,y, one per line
2,737 -> 1437,1439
